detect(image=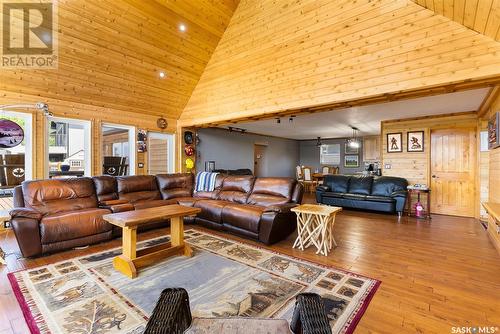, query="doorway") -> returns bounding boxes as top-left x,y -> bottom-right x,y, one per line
101,123 -> 136,176
430,128 -> 476,217
254,144 -> 267,177
148,132 -> 175,174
